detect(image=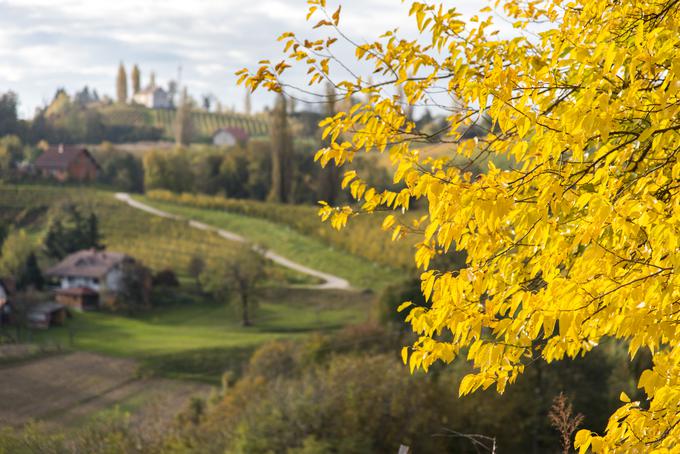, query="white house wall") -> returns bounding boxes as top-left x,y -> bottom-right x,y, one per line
105,267 -> 124,292
213,131 -> 237,147
60,276 -> 100,291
